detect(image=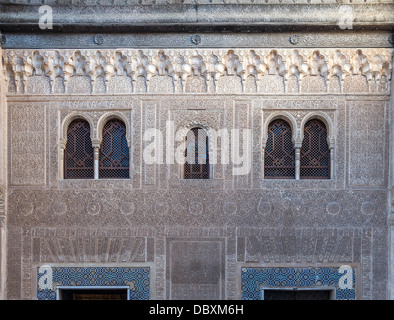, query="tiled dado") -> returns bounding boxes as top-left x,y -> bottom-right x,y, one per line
37,267 -> 150,300
241,267 -> 356,300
